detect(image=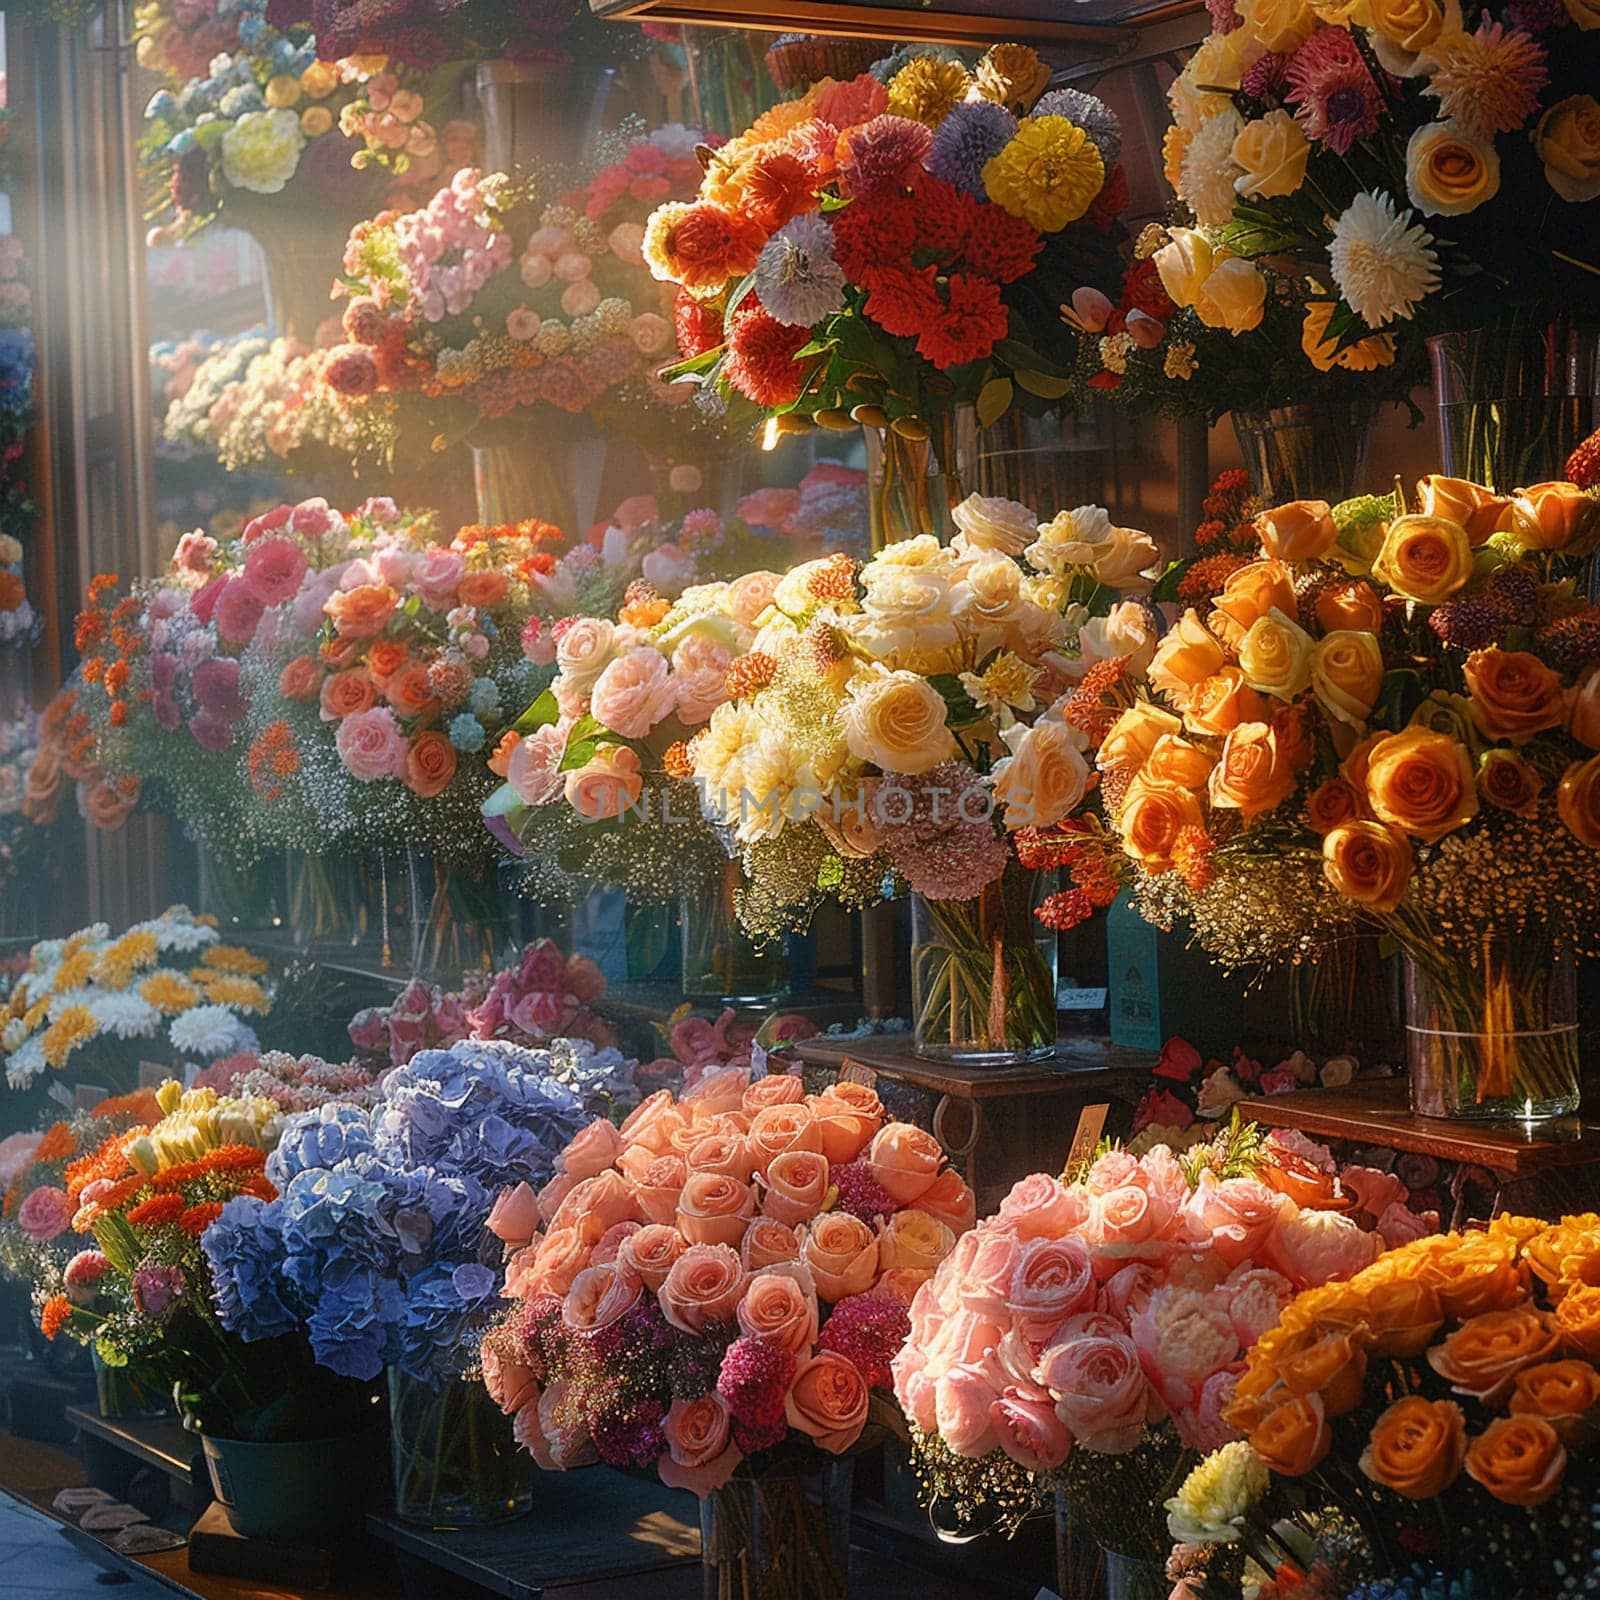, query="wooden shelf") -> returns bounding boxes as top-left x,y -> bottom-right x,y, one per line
1236,1079 -> 1600,1176
65,1406 -> 201,1487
